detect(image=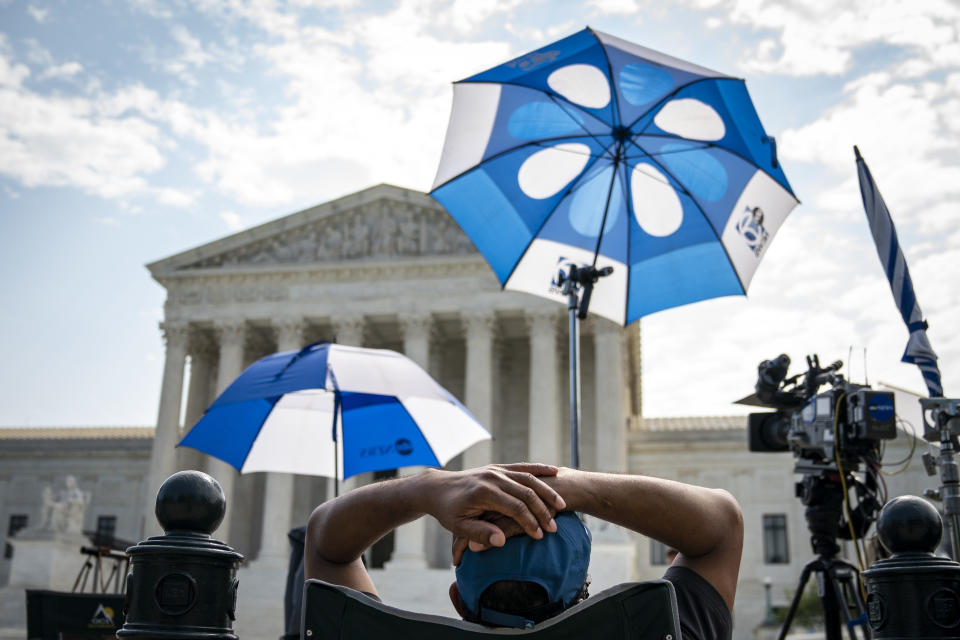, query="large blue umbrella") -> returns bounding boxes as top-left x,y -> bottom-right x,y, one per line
430,28 -> 798,465
431,27 -> 798,324
179,343 -> 490,482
